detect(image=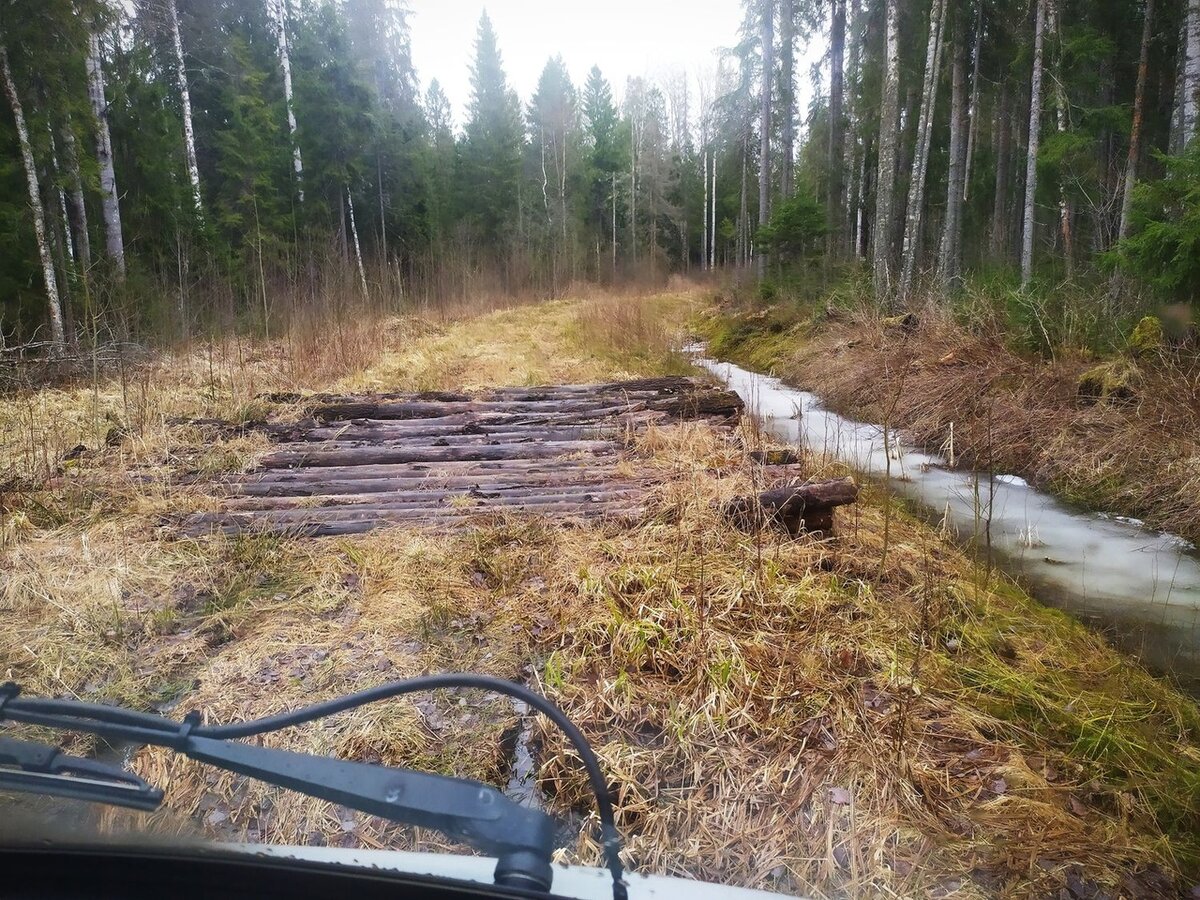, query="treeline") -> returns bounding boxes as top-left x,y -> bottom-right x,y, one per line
2,0 -> 1199,353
